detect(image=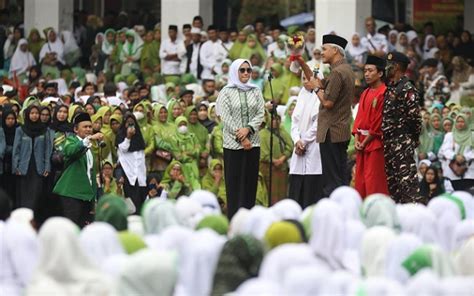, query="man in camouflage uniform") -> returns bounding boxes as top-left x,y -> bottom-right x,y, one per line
382,52 -> 423,203
419,58 -> 450,104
